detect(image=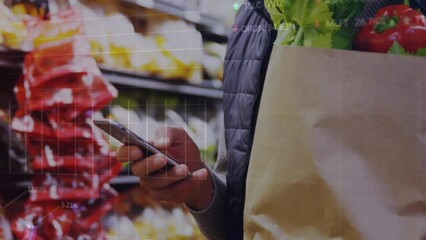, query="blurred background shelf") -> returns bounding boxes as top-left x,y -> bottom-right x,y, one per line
119,0 -> 231,43
0,173 -> 142,198
0,50 -> 223,100
100,66 -> 223,99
